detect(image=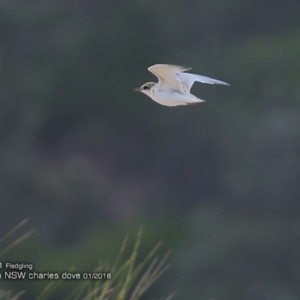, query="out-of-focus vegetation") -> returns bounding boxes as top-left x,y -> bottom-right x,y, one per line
1,0 -> 300,299
1,222 -> 172,300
